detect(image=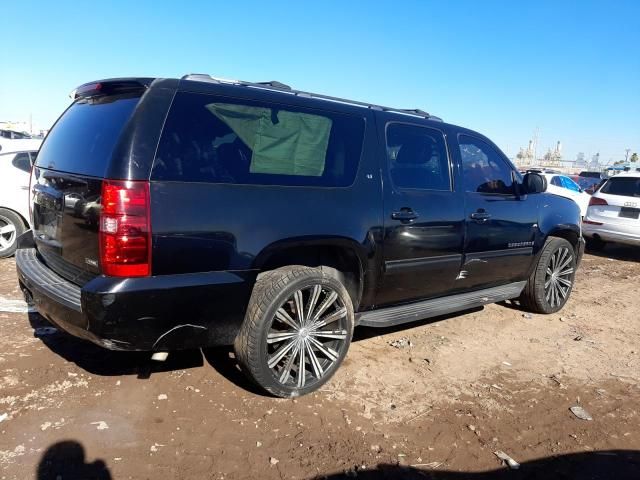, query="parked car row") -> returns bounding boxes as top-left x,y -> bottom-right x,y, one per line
542,173 -> 591,217
521,169 -> 607,216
